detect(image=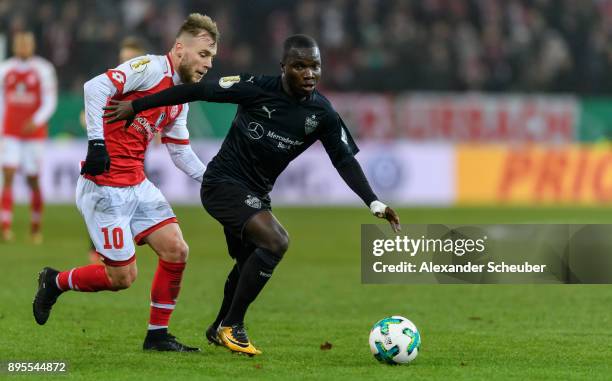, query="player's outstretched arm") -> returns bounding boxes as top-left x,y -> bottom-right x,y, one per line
335,157 -> 401,232
104,74 -> 262,124
319,111 -> 401,232
103,82 -> 205,123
